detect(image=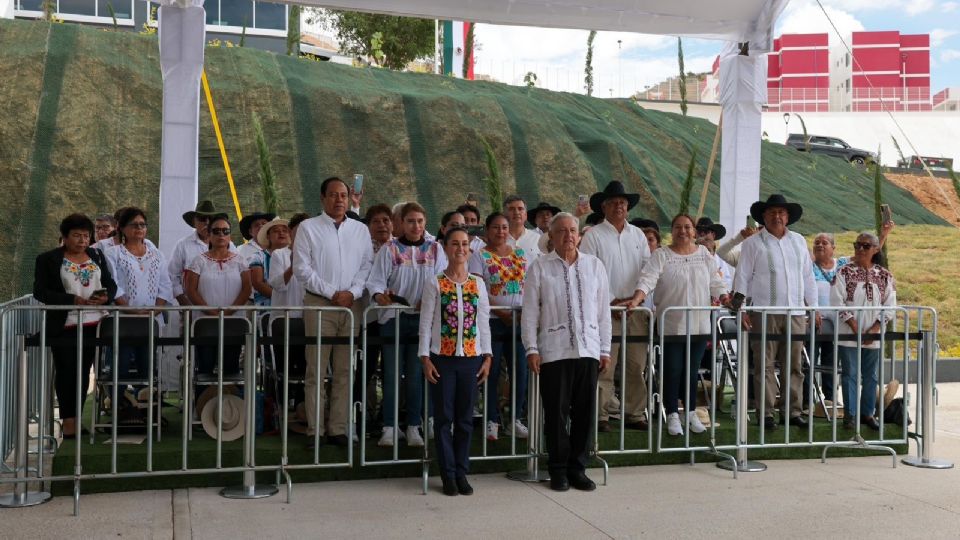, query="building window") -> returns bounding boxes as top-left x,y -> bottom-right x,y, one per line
218,0 -> 253,27
58,0 -> 96,16
17,0 -> 135,21
846,53 -> 850,67
255,2 -> 285,30
169,0 -> 286,32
